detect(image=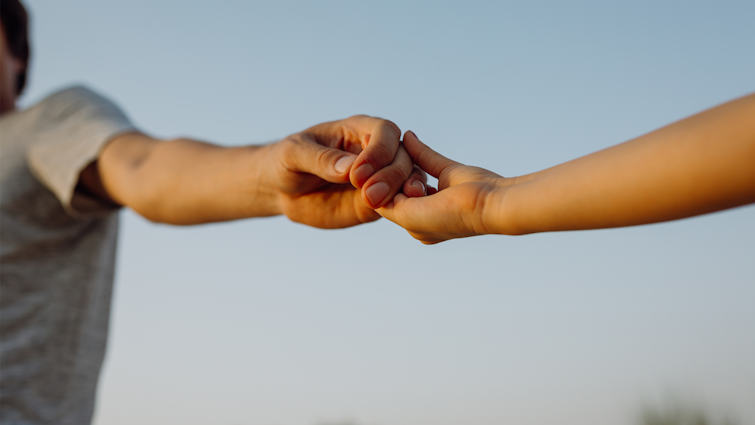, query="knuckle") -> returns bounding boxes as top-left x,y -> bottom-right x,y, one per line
396,154 -> 415,180
411,165 -> 427,181
411,164 -> 427,176
314,148 -> 334,168
397,161 -> 413,181
278,134 -> 302,151
378,118 -> 401,135
367,142 -> 395,165
380,165 -> 411,188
